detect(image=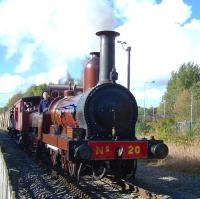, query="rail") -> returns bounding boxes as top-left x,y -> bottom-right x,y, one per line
101,177 -> 166,199
0,146 -> 15,199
